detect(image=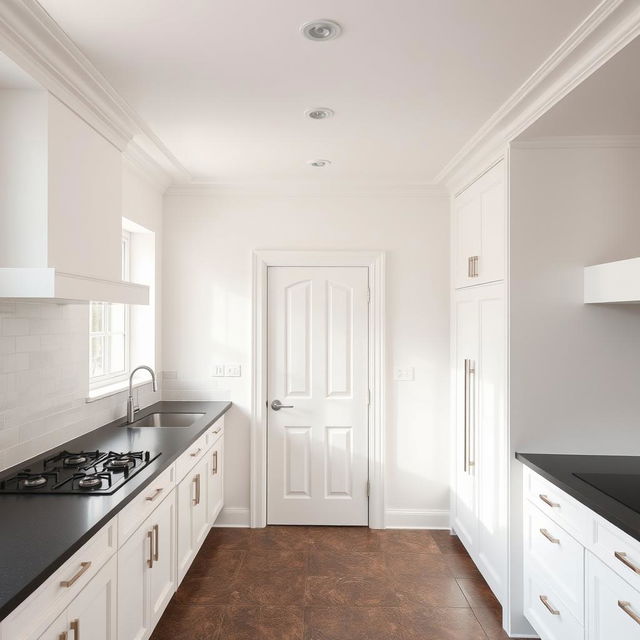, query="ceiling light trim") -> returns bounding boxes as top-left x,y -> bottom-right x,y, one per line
301,19 -> 342,41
